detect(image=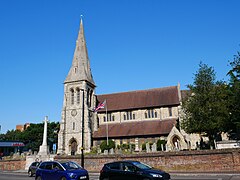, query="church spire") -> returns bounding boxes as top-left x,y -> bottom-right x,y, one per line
64,18 -> 95,86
